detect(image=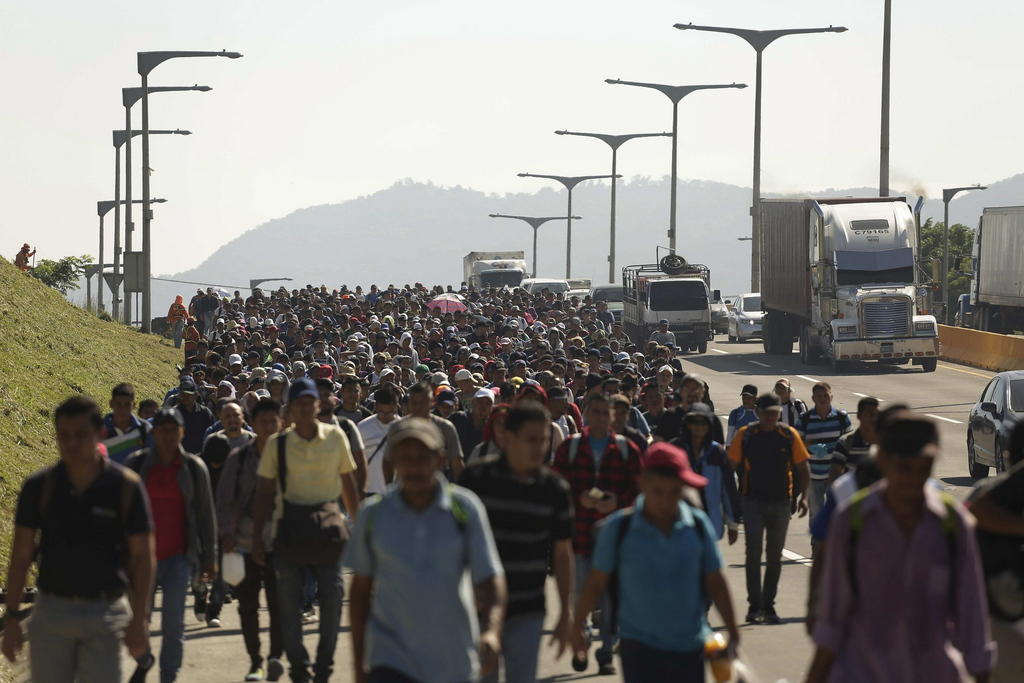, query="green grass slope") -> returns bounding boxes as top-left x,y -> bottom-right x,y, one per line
0,256 -> 181,569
